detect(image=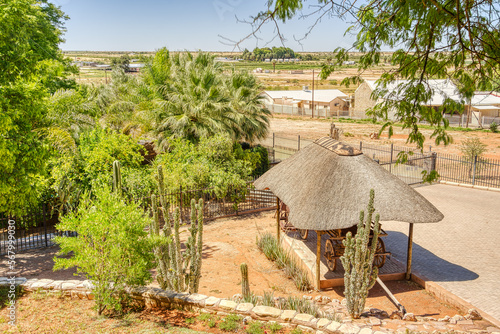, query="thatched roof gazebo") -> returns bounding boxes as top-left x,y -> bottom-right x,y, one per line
255,137 -> 444,289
